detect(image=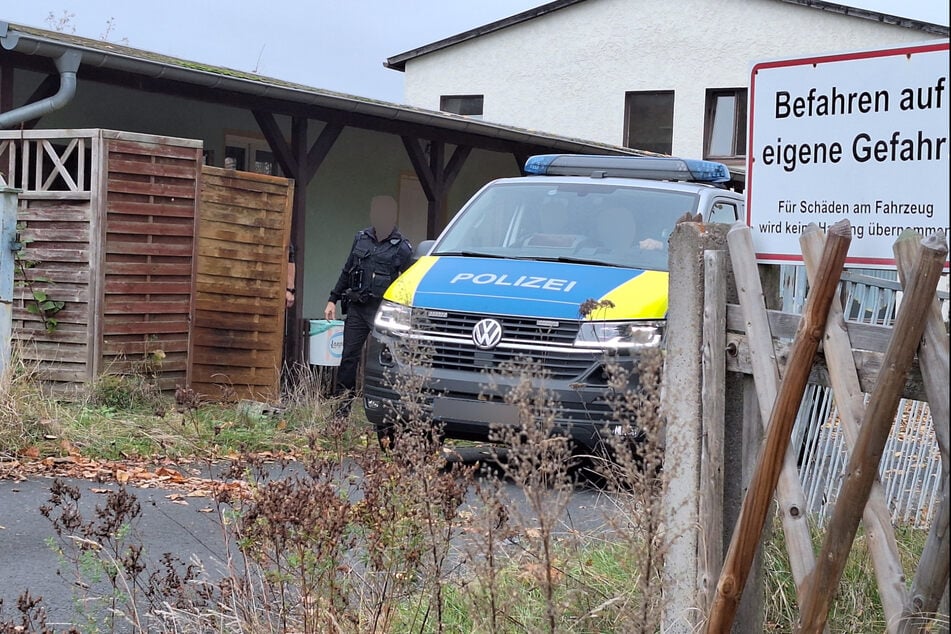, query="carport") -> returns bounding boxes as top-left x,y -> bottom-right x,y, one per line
0,20 -> 641,366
